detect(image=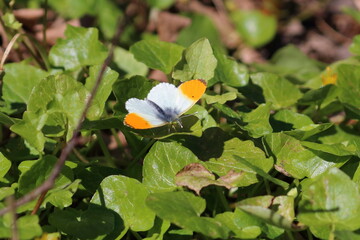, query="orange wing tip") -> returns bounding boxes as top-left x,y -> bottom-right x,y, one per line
124,113 -> 154,129
179,79 -> 207,101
